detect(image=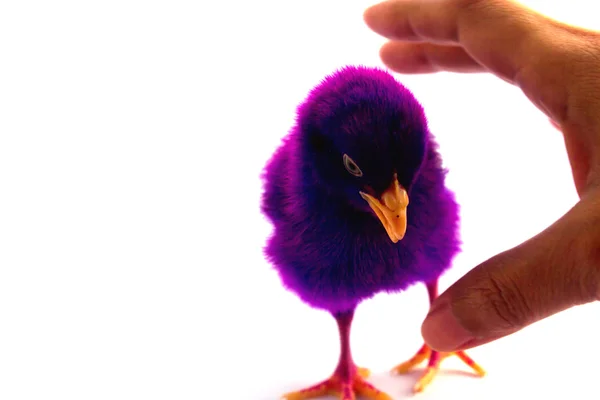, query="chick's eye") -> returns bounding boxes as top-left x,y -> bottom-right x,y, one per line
343,154 -> 363,177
